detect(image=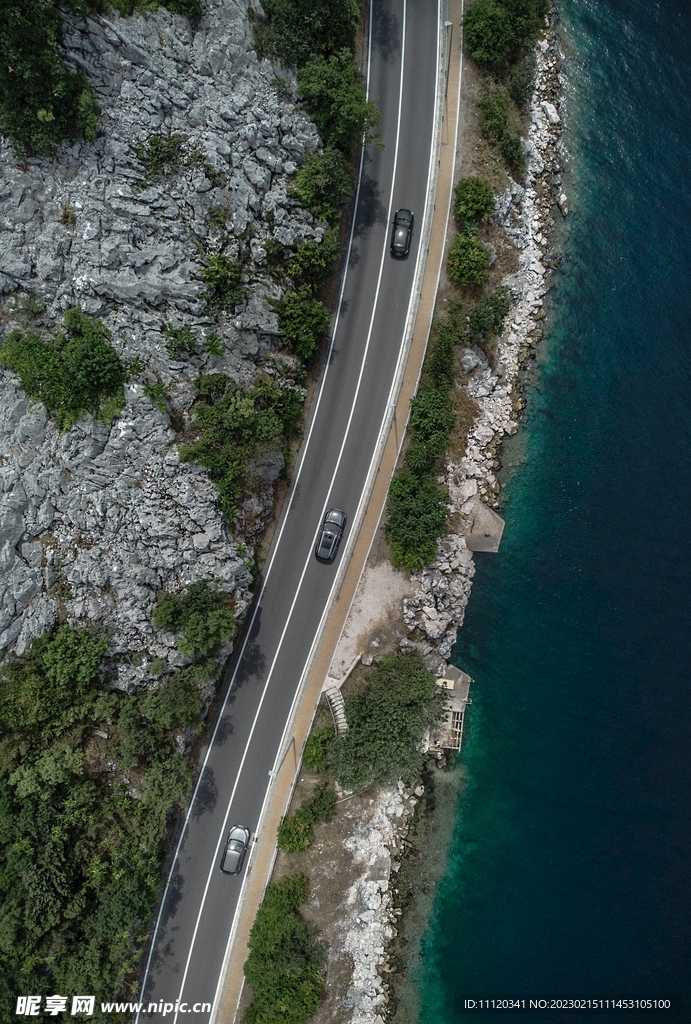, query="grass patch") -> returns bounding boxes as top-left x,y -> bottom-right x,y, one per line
0,308 -> 126,430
